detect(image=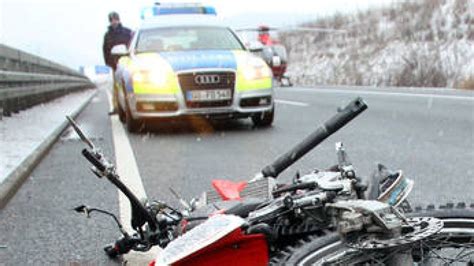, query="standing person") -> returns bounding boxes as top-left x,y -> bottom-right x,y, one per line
103,11 -> 132,113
